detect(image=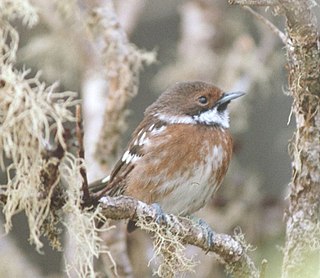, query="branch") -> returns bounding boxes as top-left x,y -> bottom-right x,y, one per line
229,0 -> 320,276
229,0 -> 286,44
87,0 -> 156,166
0,169 -> 260,276
276,1 -> 320,277
243,6 -> 287,44
99,195 -> 259,277
75,105 -> 90,207
278,0 -> 318,39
